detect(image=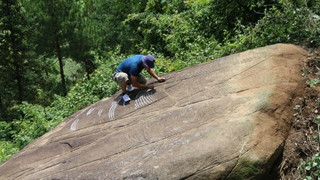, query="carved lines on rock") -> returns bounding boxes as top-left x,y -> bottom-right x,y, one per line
135,90 -> 158,109
181,64 -> 215,80
98,109 -> 103,116
70,118 -> 80,131
86,108 -> 95,115
108,96 -> 122,121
